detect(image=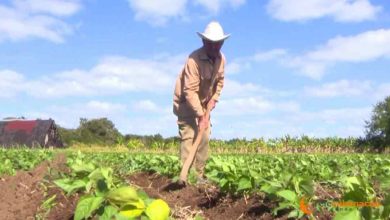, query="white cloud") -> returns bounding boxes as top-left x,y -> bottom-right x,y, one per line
214,106 -> 370,139
374,83 -> 390,100
307,29 -> 390,62
287,29 -> 390,79
0,0 -> 81,43
12,0 -> 82,17
304,80 -> 372,97
21,55 -> 182,98
133,100 -> 163,113
127,0 -> 246,25
216,96 -> 299,116
216,97 -> 273,115
222,79 -> 265,97
134,100 -> 158,111
0,54 -> 184,99
267,0 -> 382,22
27,100 -> 126,128
86,101 -> 126,112
252,49 -> 287,61
127,0 -> 188,25
194,0 -> 246,14
291,107 -> 371,125
121,114 -> 177,136
226,49 -> 287,75
214,108 -> 367,139
275,101 -> 300,112
225,62 -> 243,75
27,101 -> 177,137
319,107 -> 371,124
0,70 -> 24,98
